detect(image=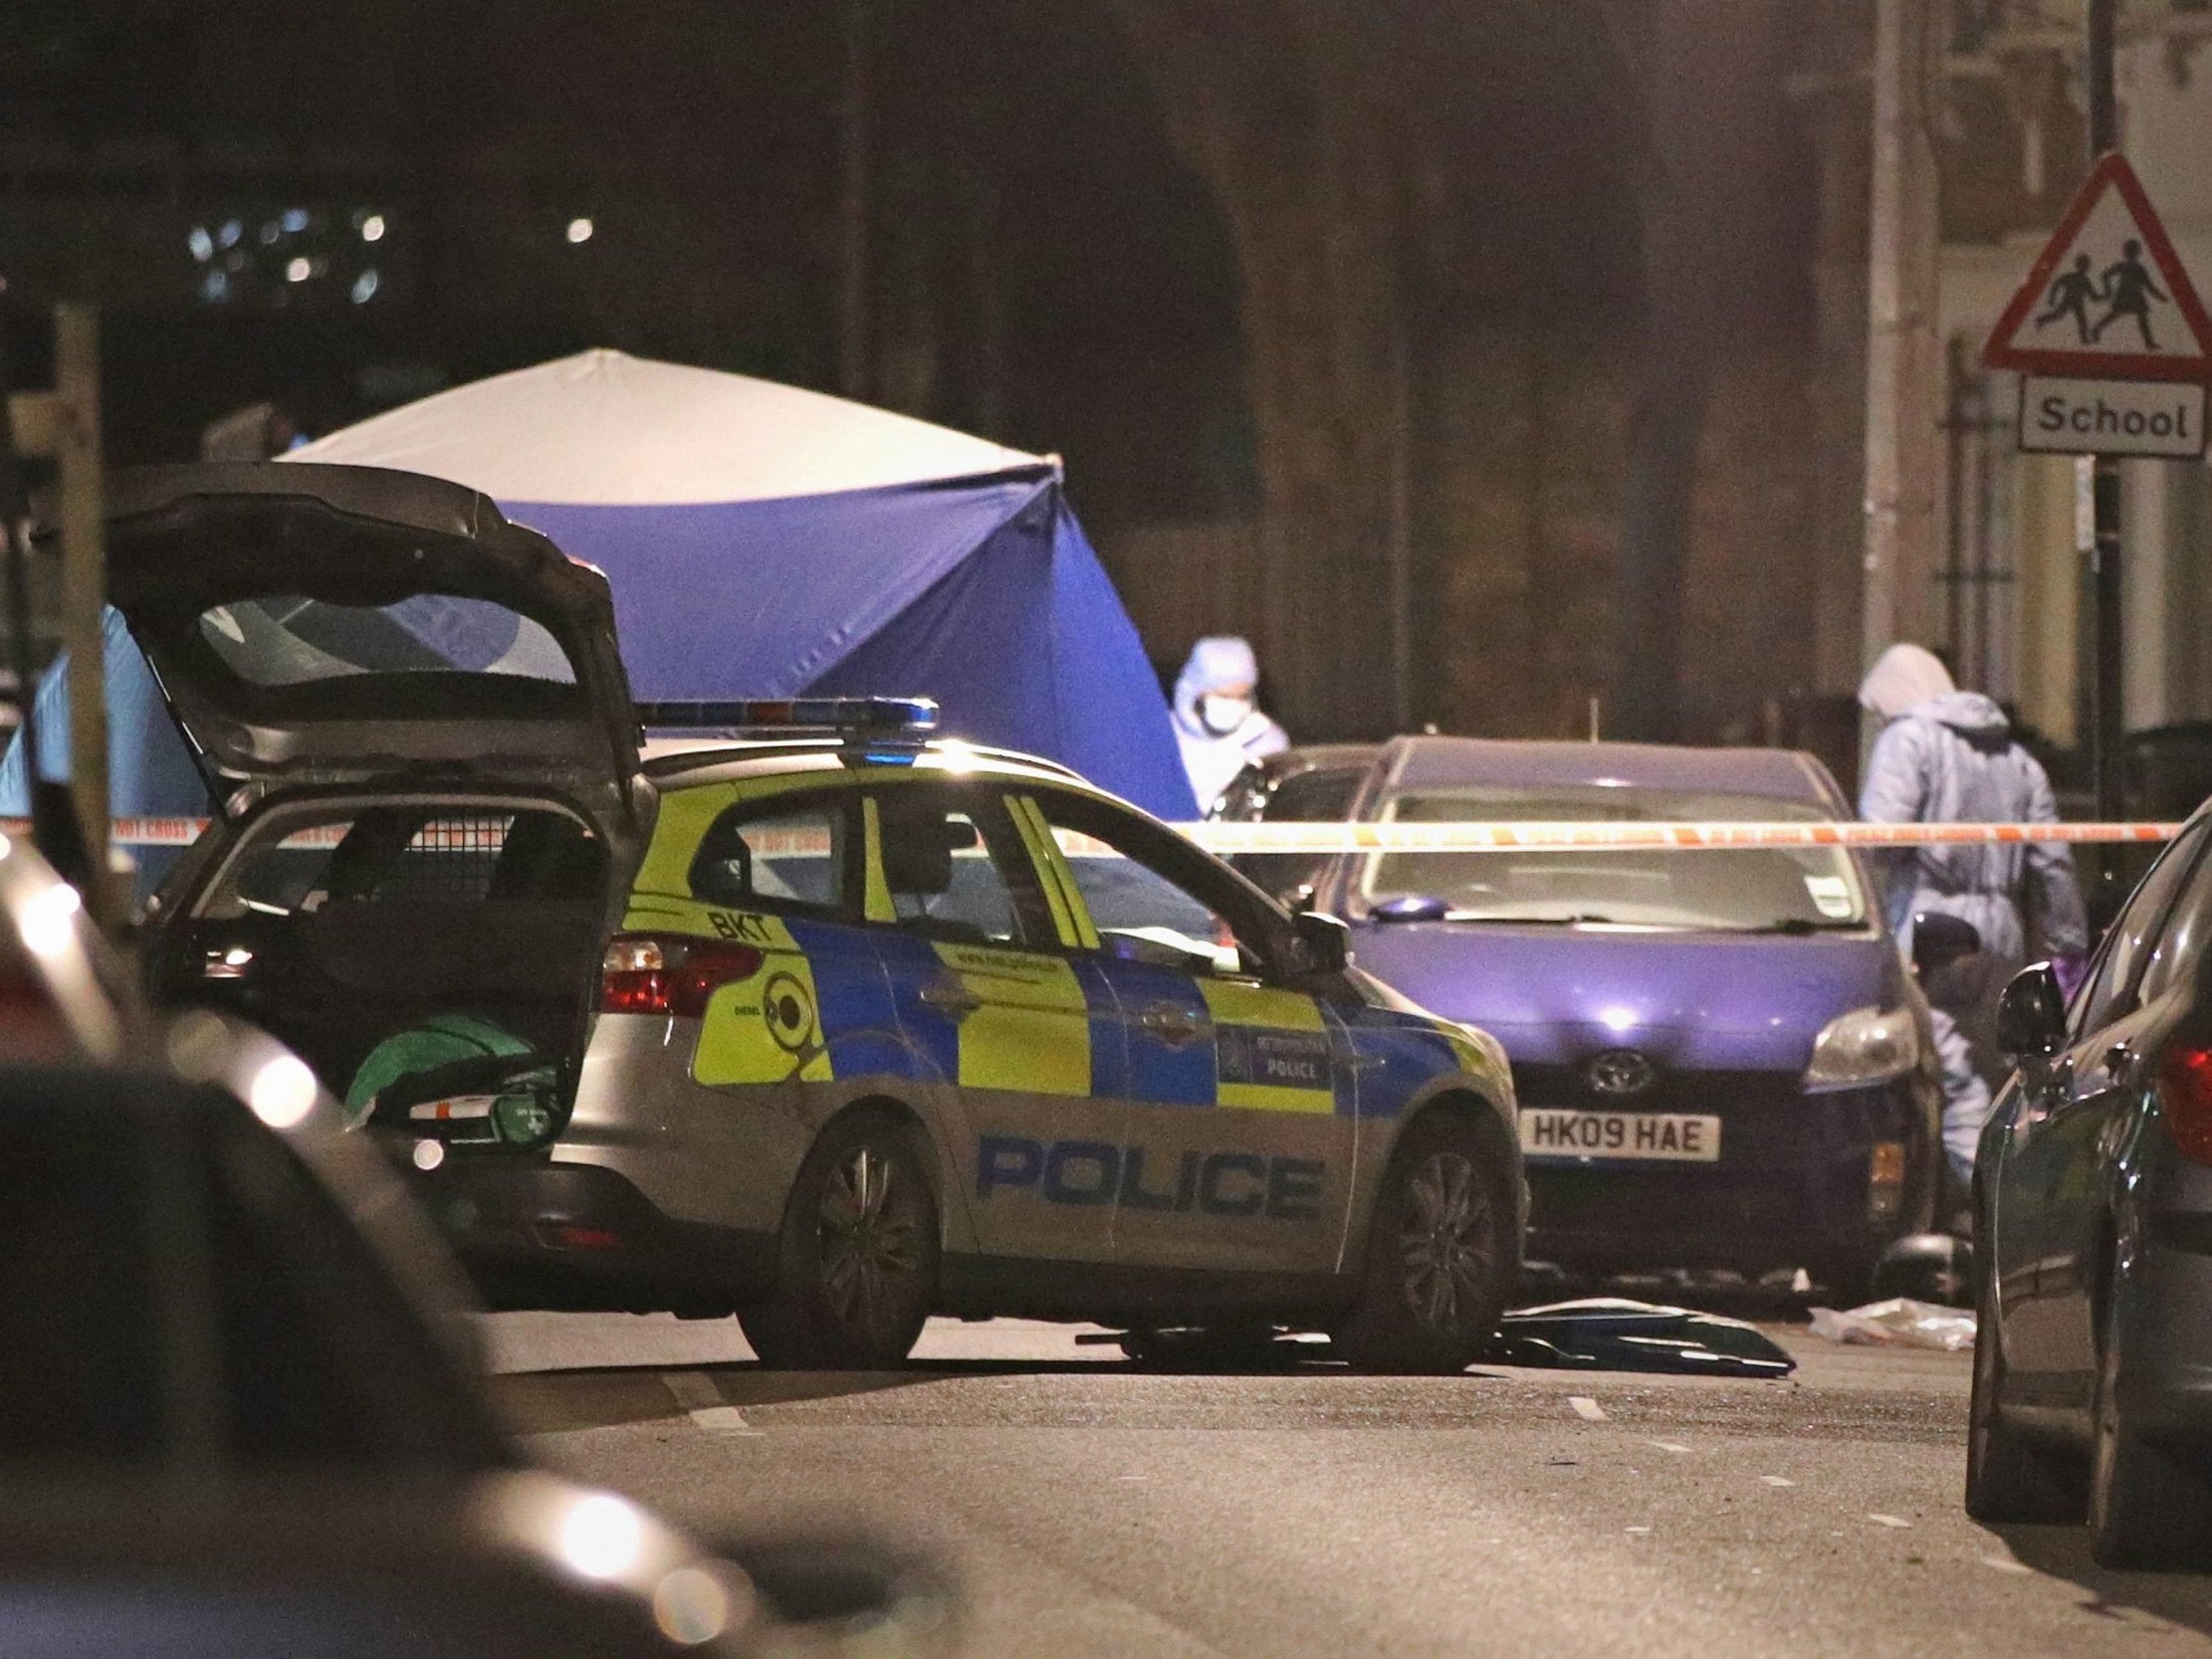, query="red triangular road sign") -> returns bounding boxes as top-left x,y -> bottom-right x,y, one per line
1985,153 -> 2212,383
